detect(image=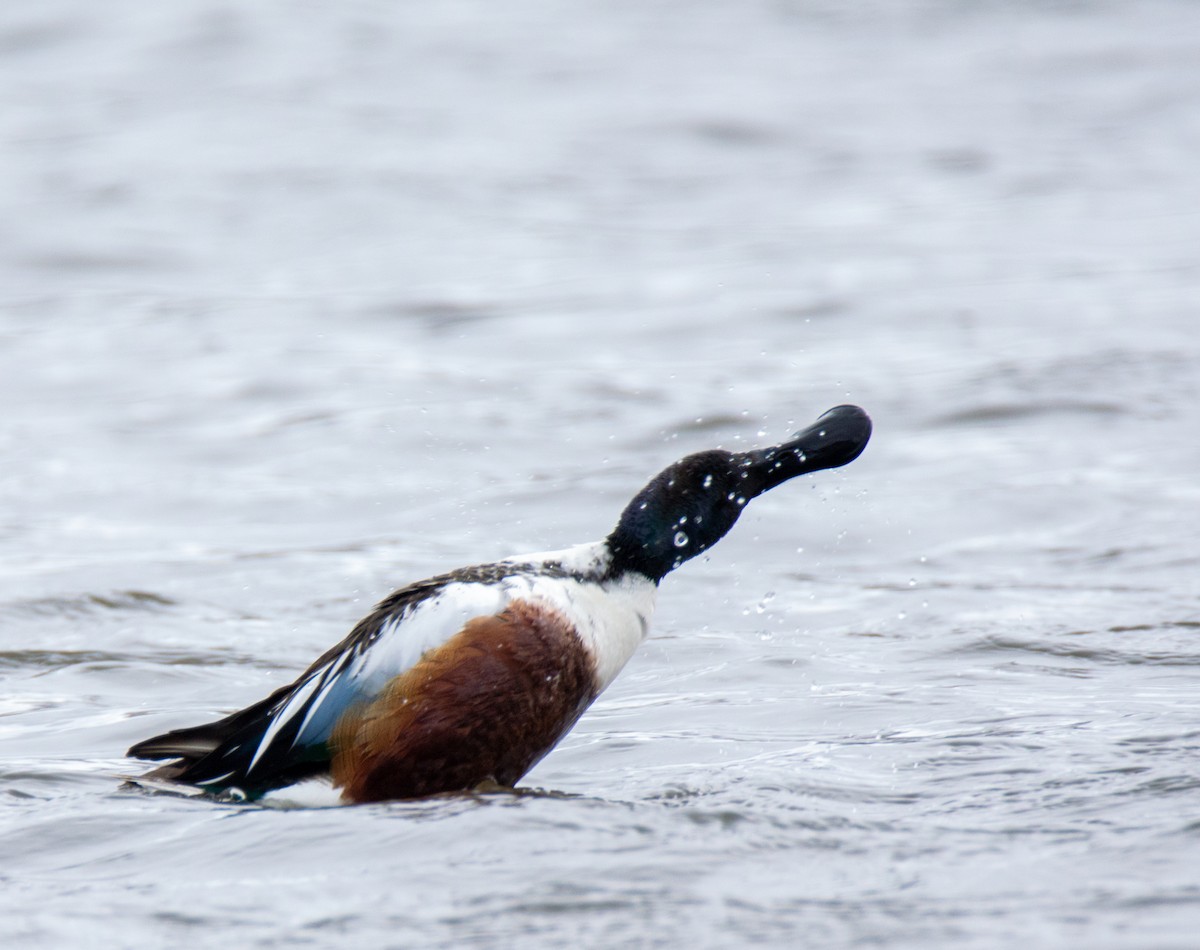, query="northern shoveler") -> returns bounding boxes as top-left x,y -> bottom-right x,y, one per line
128,405 -> 871,803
